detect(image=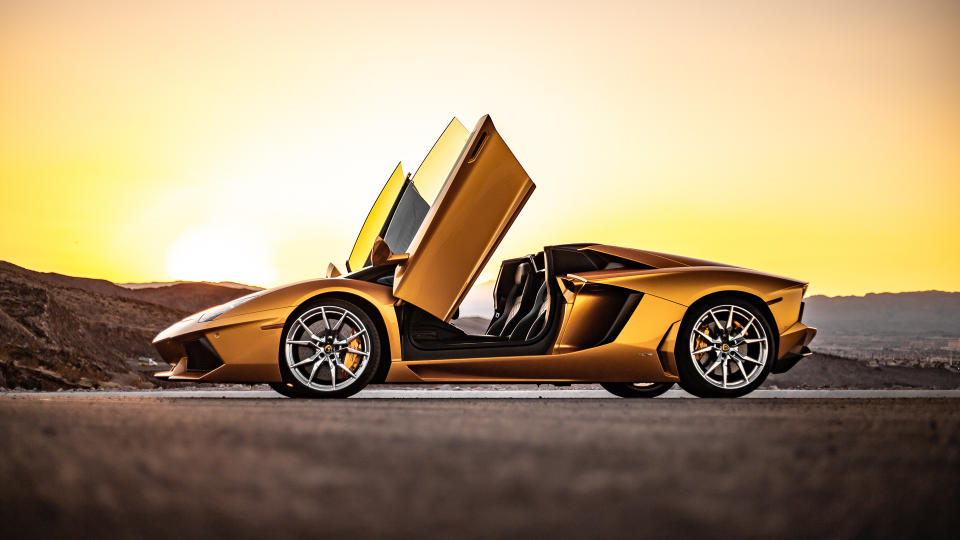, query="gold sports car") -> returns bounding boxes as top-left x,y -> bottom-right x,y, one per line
154,115 -> 816,398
